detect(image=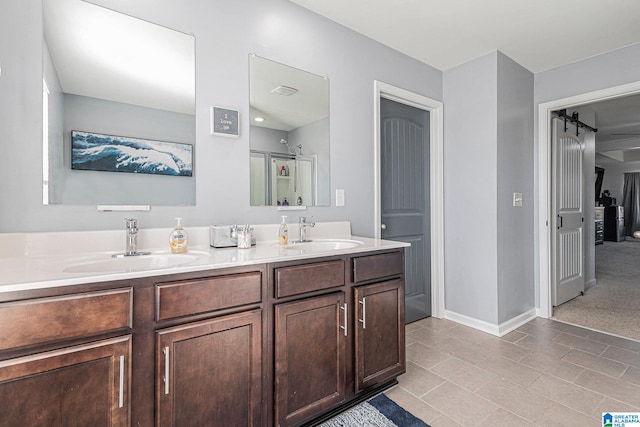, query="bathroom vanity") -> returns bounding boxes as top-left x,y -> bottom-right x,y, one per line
0,224 -> 406,426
